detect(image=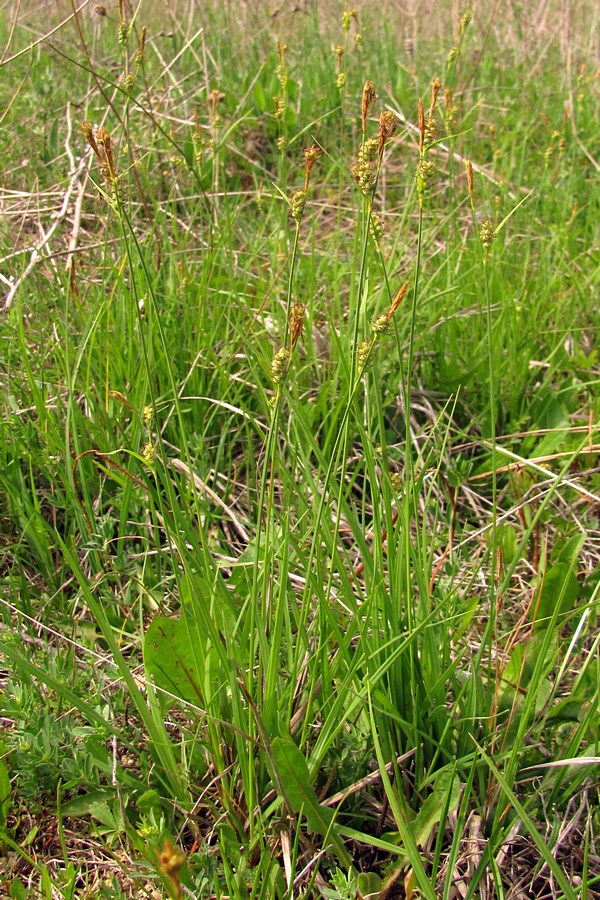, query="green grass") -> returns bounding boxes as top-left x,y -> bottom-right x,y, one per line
1,1 -> 599,897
